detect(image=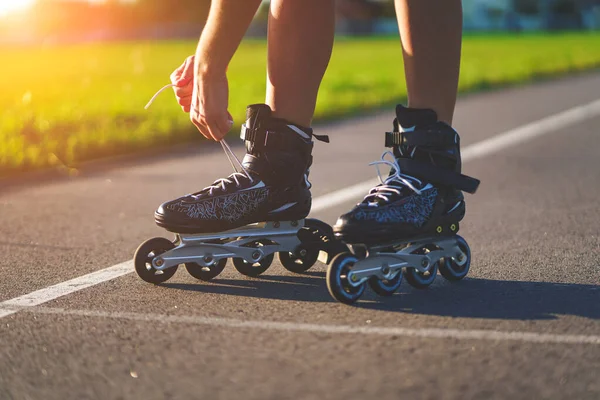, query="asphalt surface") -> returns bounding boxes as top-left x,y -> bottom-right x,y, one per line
1,72 -> 599,400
